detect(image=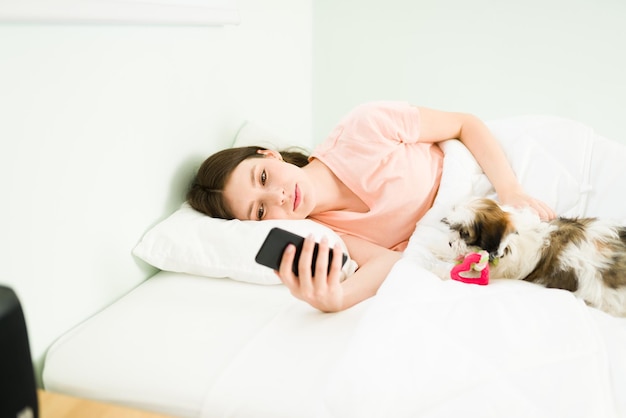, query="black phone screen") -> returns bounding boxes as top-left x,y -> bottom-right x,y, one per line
255,227 -> 347,276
